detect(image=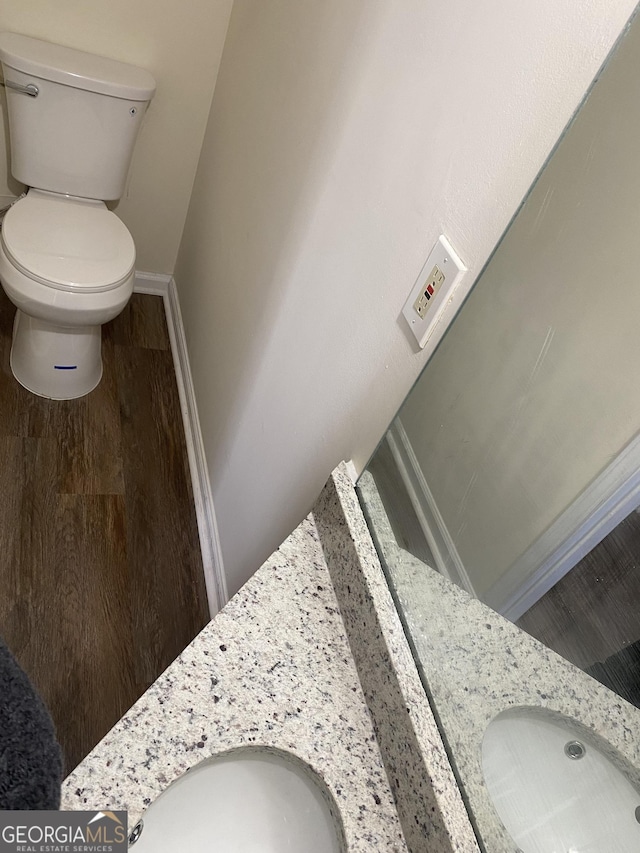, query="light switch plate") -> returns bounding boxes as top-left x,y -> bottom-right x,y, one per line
402,235 -> 467,349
